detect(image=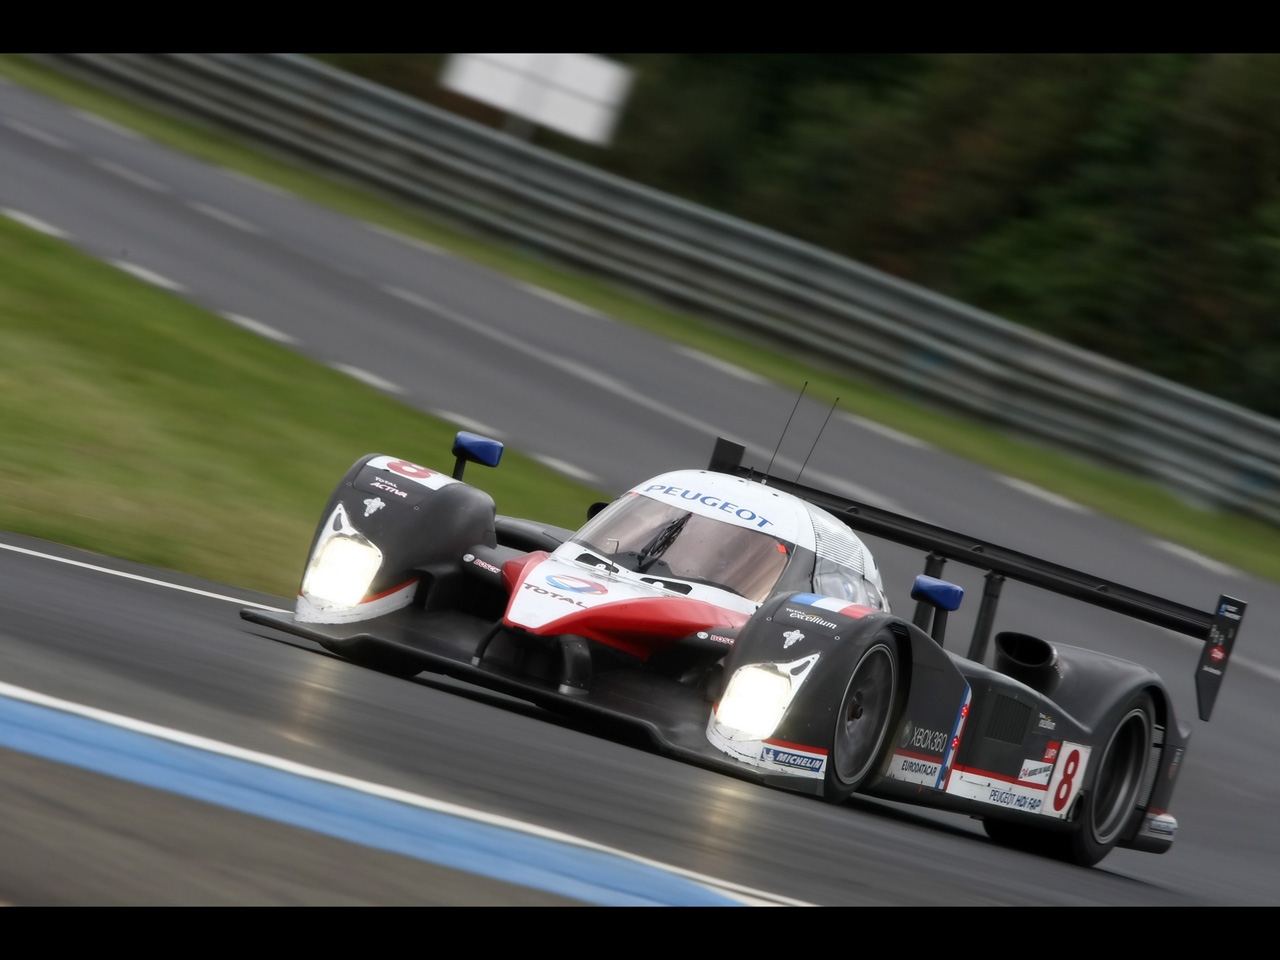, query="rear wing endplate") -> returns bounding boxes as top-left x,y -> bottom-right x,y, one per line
1195,598 -> 1246,721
